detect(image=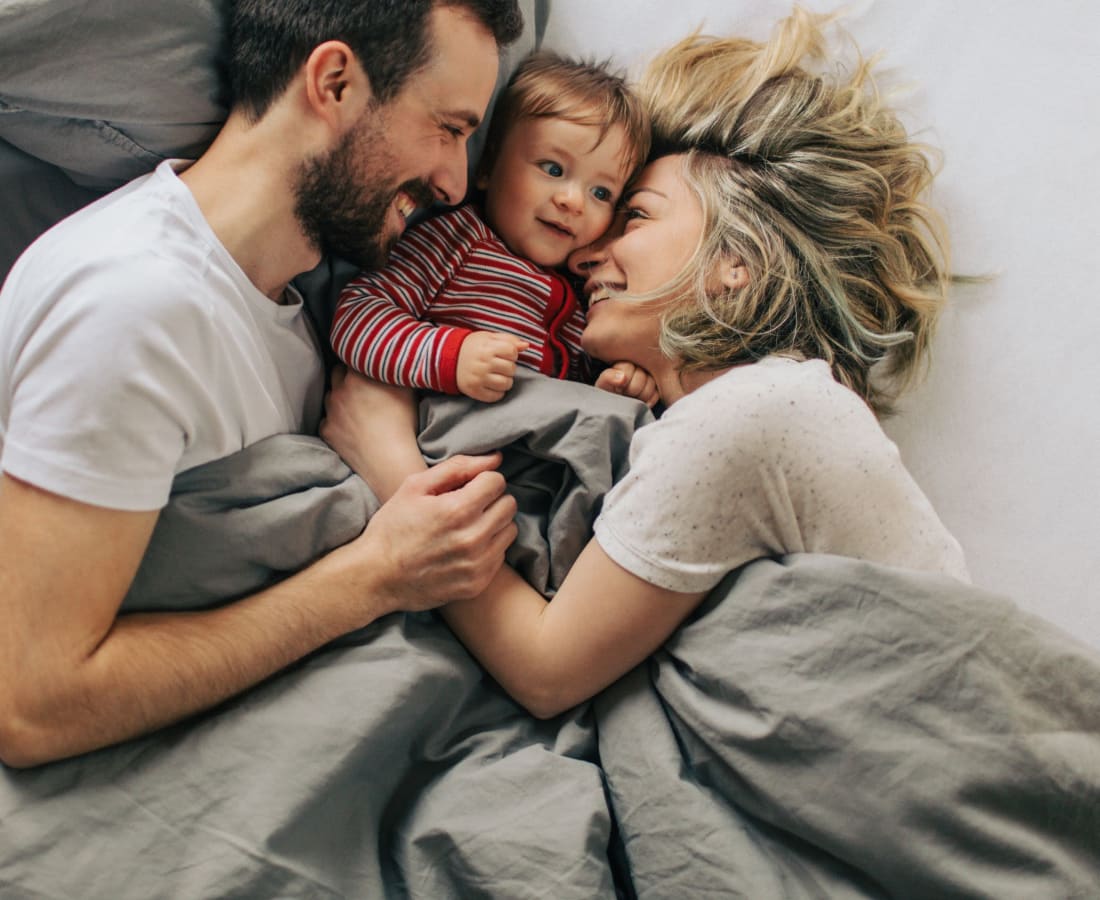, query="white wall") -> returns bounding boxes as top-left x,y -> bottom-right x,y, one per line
542,0 -> 1100,645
